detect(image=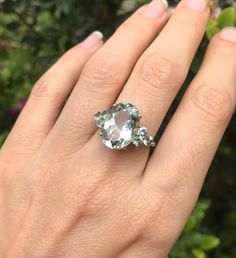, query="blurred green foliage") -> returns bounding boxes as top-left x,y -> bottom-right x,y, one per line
207,6 -> 236,38
0,0 -> 236,257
